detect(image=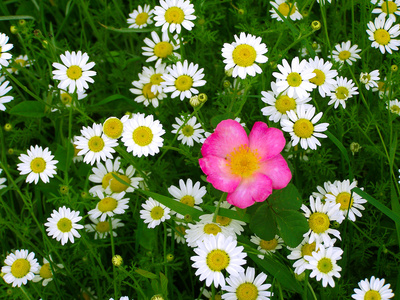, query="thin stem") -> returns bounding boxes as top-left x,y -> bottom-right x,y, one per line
212,193 -> 226,223
109,217 -> 118,300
